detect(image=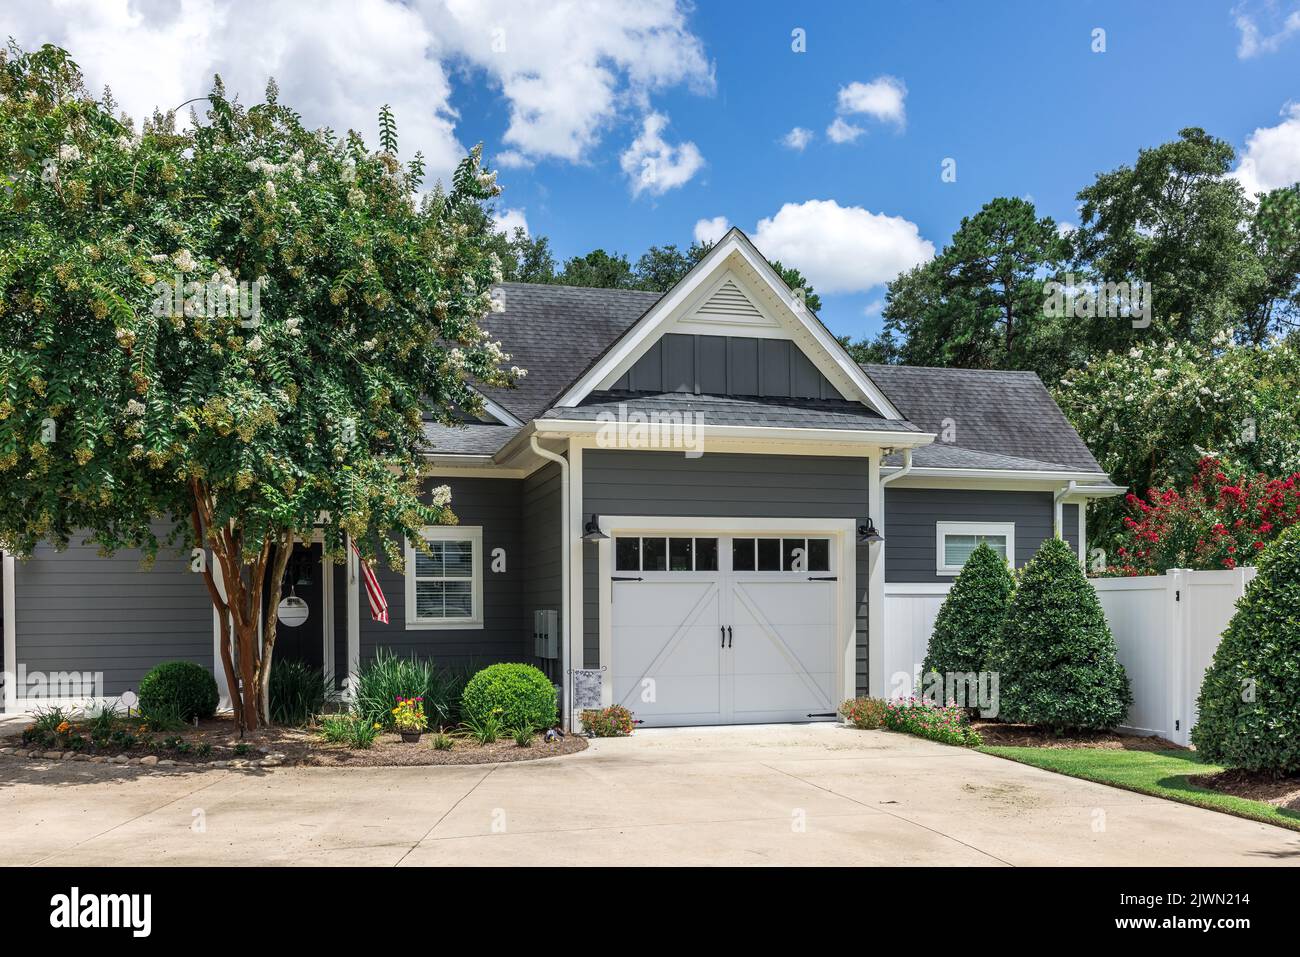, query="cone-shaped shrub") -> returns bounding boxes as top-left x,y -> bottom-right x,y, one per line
989,536 -> 1131,730
1191,525 -> 1300,772
923,541 -> 1015,680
